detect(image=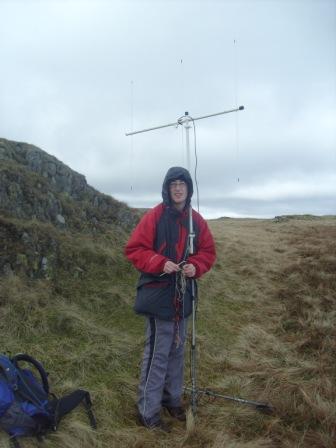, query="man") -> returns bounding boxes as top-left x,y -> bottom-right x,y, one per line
125,166 -> 216,431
